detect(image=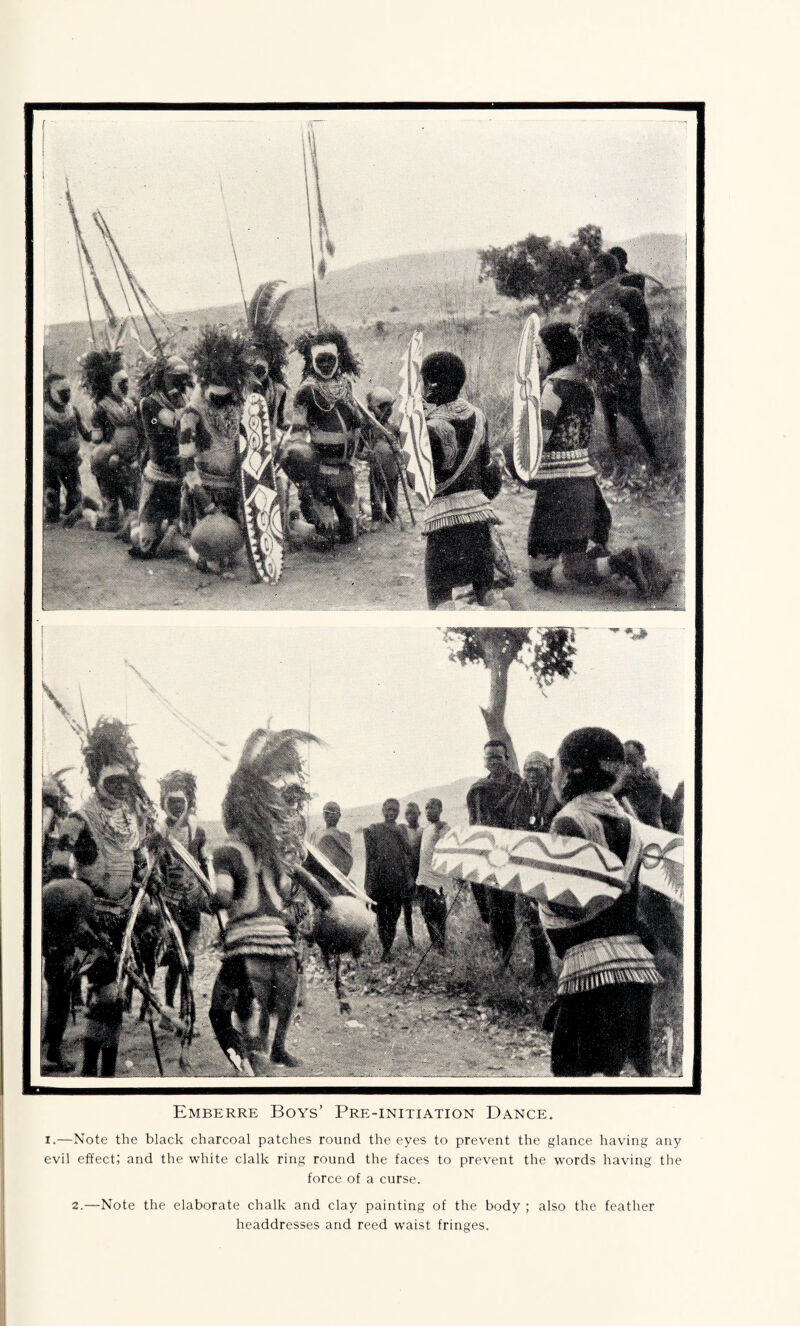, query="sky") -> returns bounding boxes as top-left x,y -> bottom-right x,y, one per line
39,111 -> 689,324
42,623 -> 686,819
